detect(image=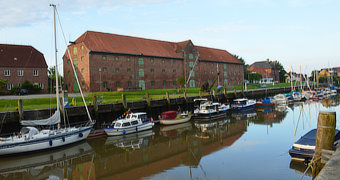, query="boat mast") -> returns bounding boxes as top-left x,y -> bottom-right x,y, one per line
51,4 -> 59,114
290,65 -> 293,91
